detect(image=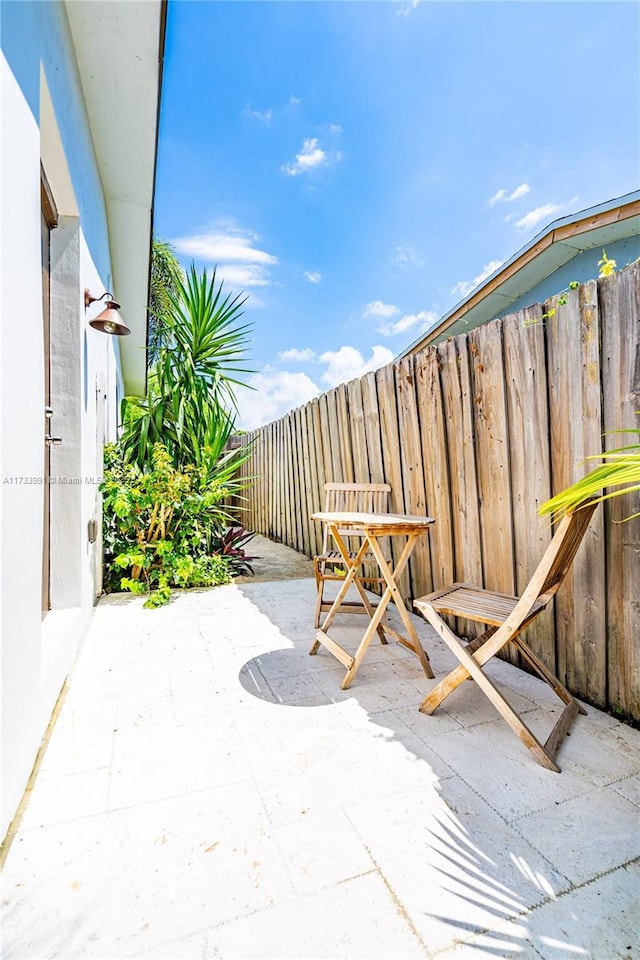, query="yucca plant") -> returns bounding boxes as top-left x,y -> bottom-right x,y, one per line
540,424 -> 640,522
121,264 -> 254,475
